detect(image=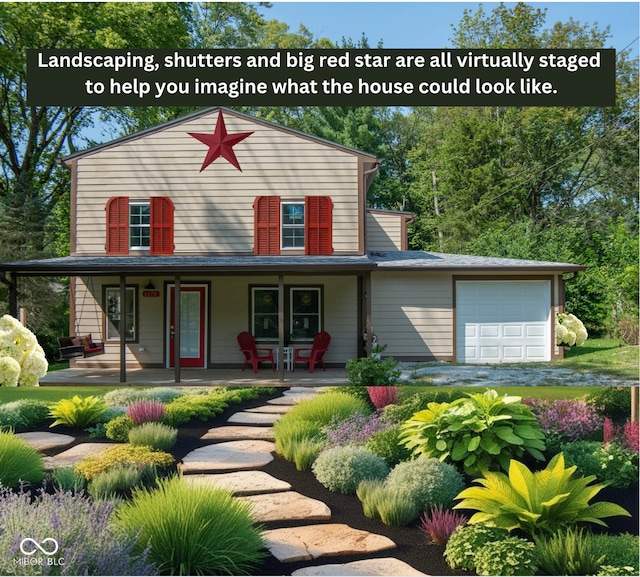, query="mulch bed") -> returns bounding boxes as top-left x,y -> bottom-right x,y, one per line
35,386 -> 640,577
